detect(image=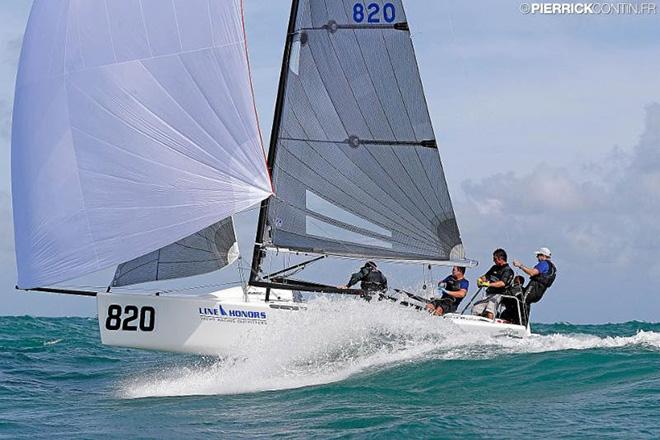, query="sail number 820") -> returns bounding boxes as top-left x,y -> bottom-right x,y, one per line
105,304 -> 155,331
353,3 -> 396,23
